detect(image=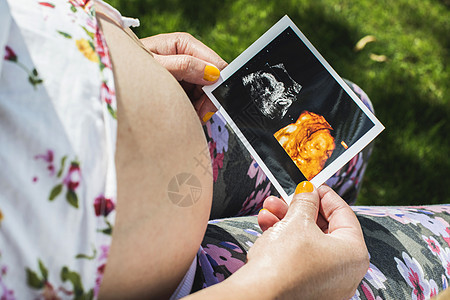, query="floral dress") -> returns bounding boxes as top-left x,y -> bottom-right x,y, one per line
0,0 -> 117,298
